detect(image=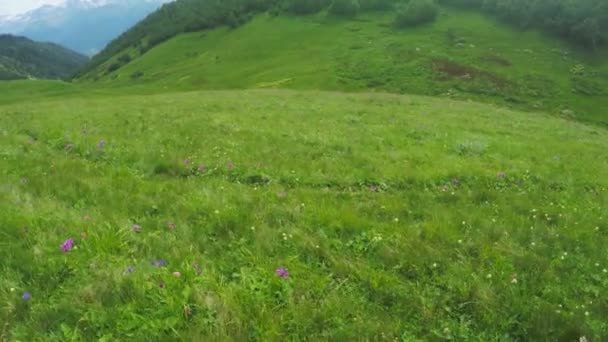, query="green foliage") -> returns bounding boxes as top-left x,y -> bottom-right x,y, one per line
329,0 -> 361,16
107,62 -> 121,73
440,0 -> 608,49
1,85 -> 608,339
358,0 -> 394,11
117,54 -> 132,64
0,35 -> 88,80
285,0 -> 331,14
394,0 -> 439,28
106,54 -> 133,74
